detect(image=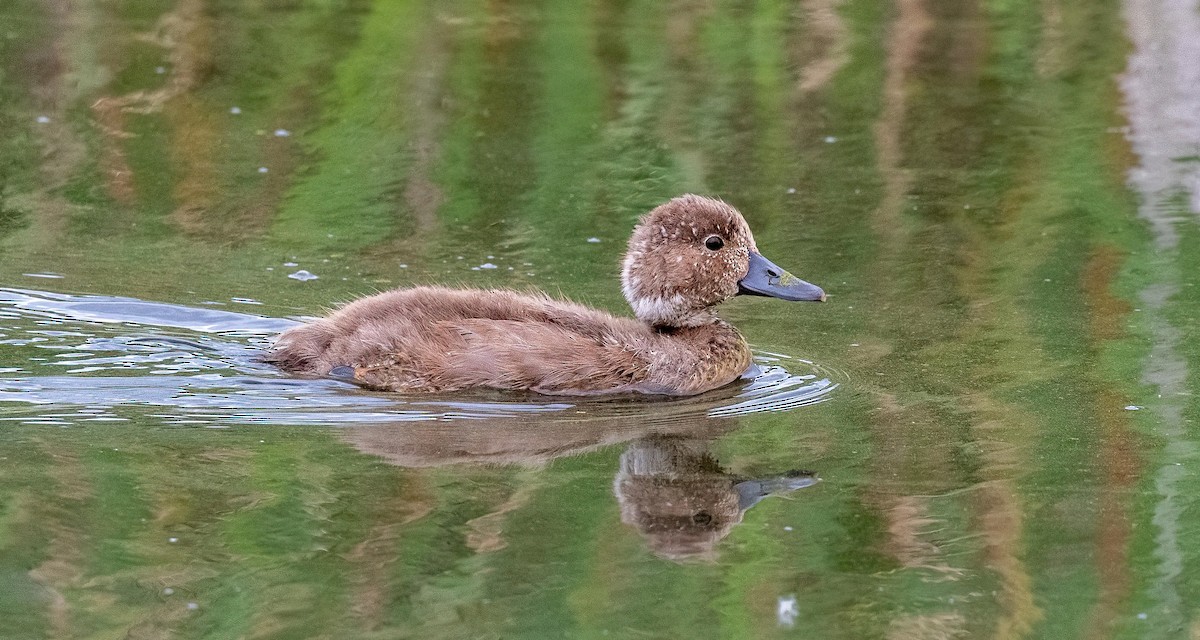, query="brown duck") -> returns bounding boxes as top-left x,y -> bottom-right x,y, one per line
266,195 -> 825,395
